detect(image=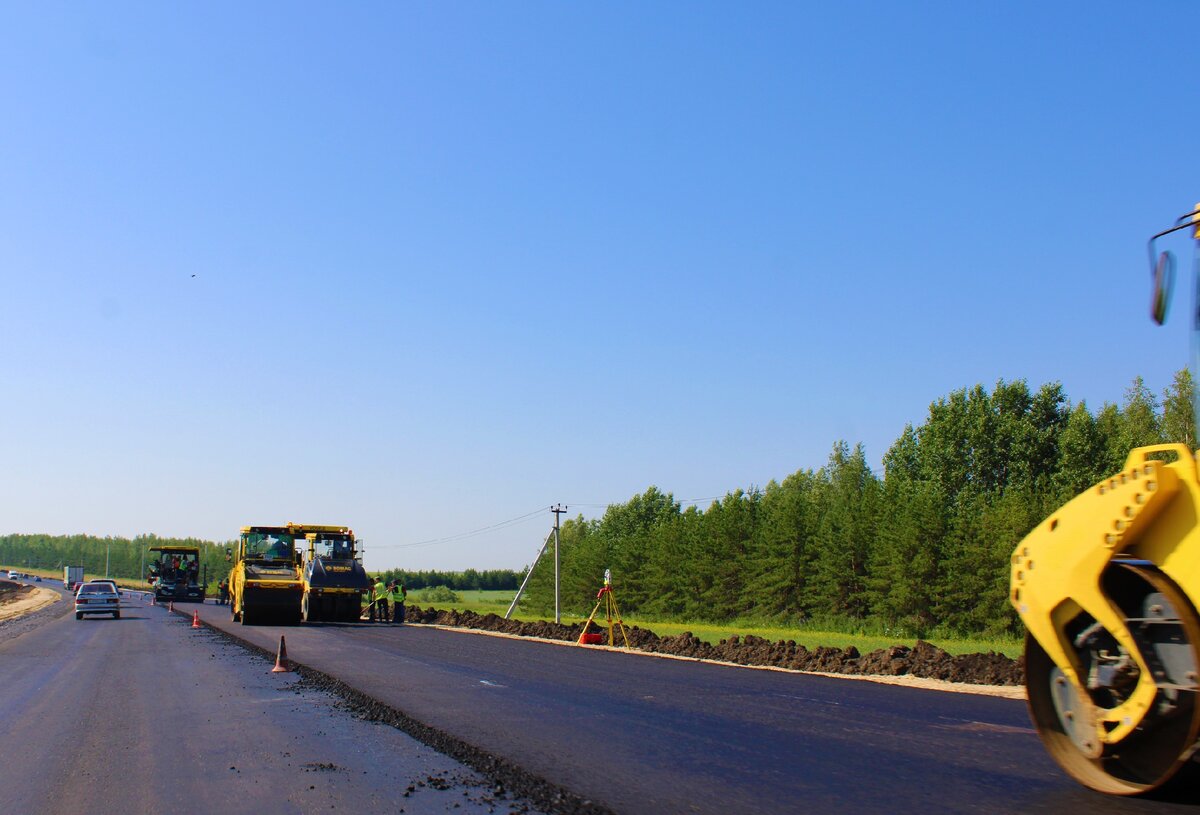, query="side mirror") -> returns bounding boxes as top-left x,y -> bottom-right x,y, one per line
1152,250 -> 1175,325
